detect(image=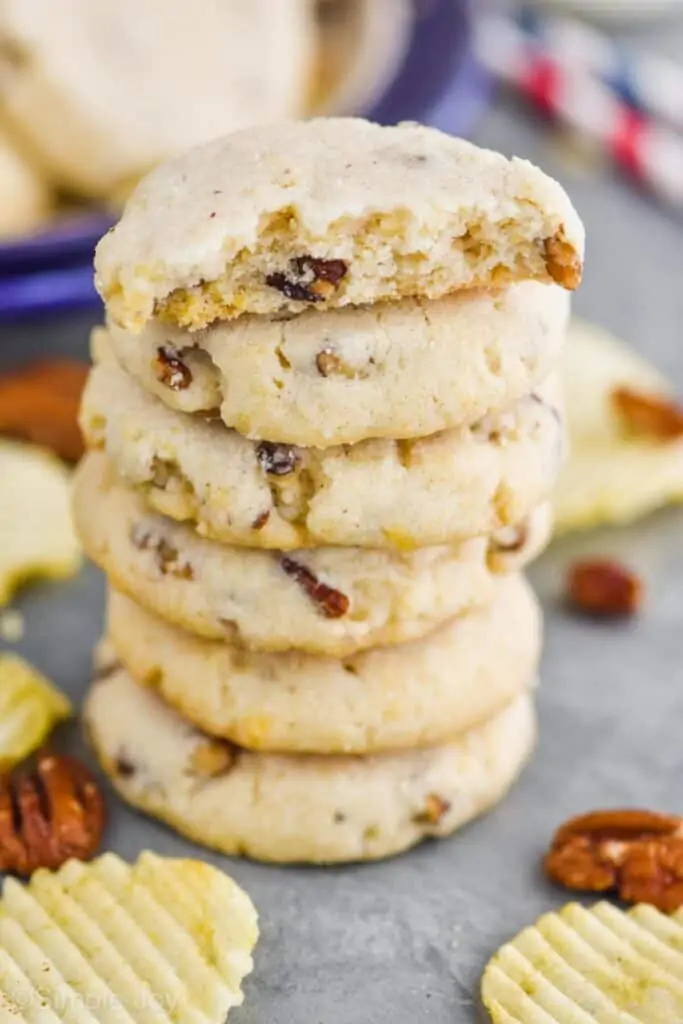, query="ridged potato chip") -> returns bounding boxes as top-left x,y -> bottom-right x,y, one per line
482,900 -> 683,1022
556,319 -> 683,534
0,439 -> 81,605
0,851 -> 258,1021
0,653 -> 71,767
